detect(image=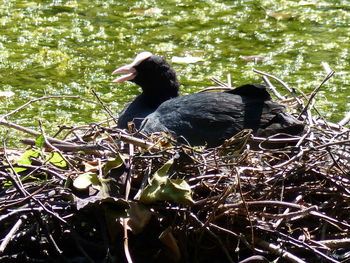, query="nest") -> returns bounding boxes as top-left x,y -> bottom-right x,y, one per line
1,71 -> 350,263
